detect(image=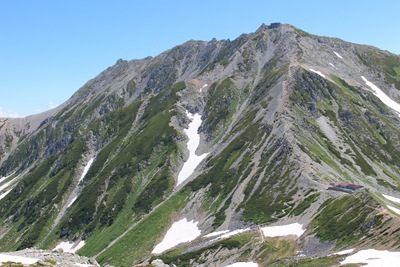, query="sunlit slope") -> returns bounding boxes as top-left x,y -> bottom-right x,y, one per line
0,23 -> 400,266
